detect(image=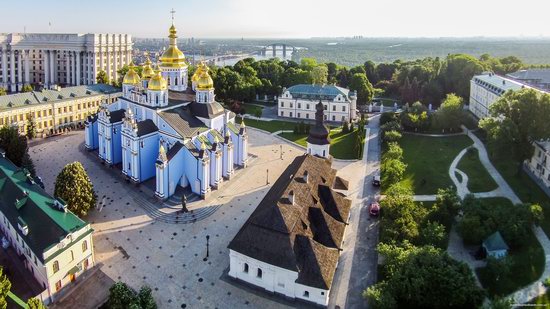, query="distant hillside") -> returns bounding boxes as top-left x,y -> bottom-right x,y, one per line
134,37 -> 550,67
